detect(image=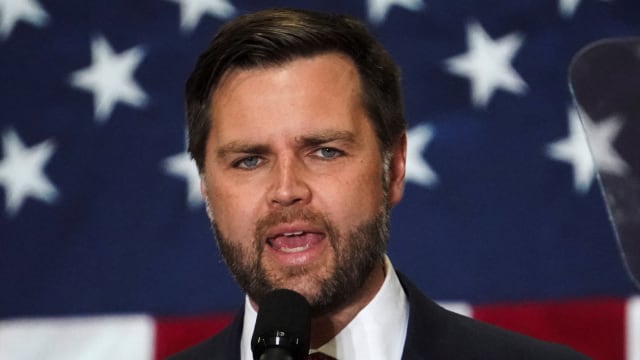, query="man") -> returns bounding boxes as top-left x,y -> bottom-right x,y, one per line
170,8 -> 588,360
